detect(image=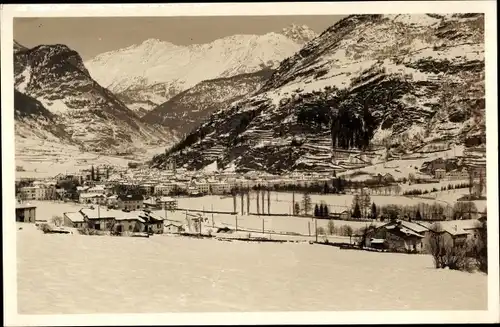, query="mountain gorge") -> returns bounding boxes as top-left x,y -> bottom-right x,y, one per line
151,14 -> 485,174
14,43 -> 173,154
85,25 -> 318,116
142,68 -> 275,136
